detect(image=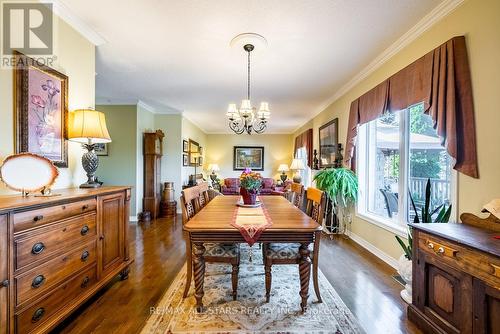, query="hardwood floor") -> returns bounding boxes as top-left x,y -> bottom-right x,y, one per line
54,215 -> 421,334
